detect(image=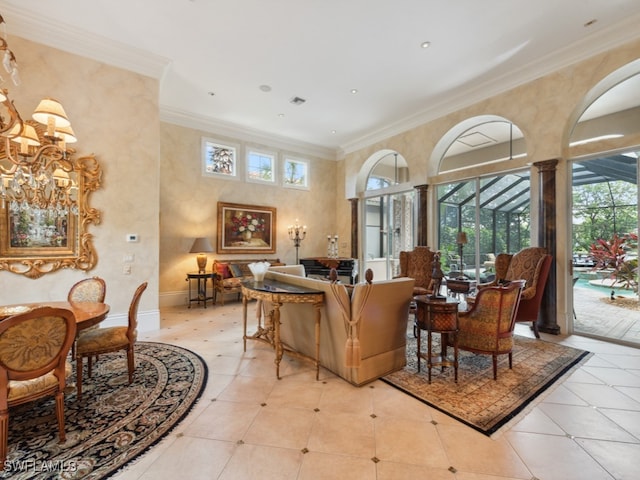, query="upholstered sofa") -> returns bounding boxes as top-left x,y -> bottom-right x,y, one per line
213,258 -> 284,304
259,269 -> 415,386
